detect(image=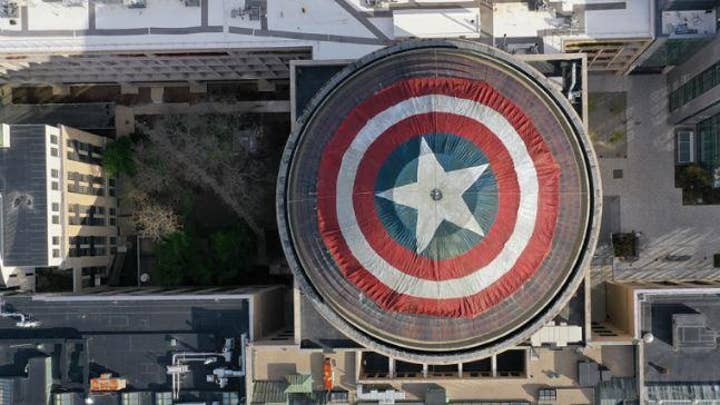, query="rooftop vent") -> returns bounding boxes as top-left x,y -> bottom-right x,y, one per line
230,0 -> 262,20
11,194 -> 33,209
123,0 -> 145,8
0,0 -> 18,18
672,313 -> 718,352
